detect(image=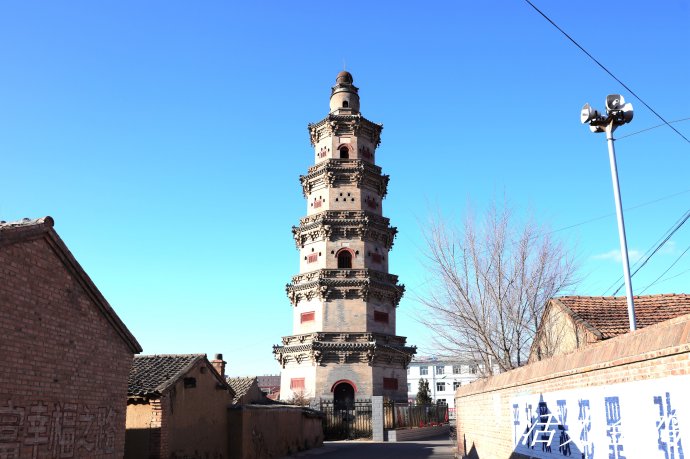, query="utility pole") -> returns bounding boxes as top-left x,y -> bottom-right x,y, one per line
581,94 -> 637,331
